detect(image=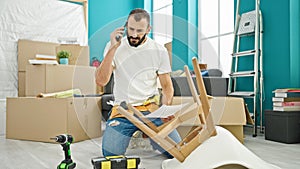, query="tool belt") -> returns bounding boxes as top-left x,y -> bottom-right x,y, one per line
109,95 -> 160,119
110,102 -> 159,119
